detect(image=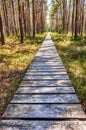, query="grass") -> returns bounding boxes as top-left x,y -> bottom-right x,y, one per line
0,33 -> 46,116
51,33 -> 86,113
